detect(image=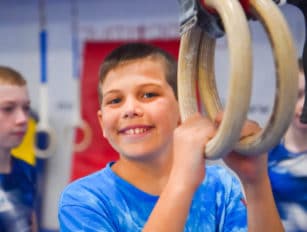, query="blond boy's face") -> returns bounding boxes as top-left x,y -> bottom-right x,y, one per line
97,58 -> 180,160
0,84 -> 30,151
